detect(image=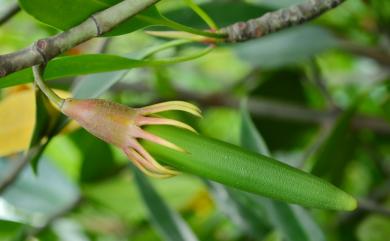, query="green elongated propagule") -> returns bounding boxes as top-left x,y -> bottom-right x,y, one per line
143,126 -> 357,211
